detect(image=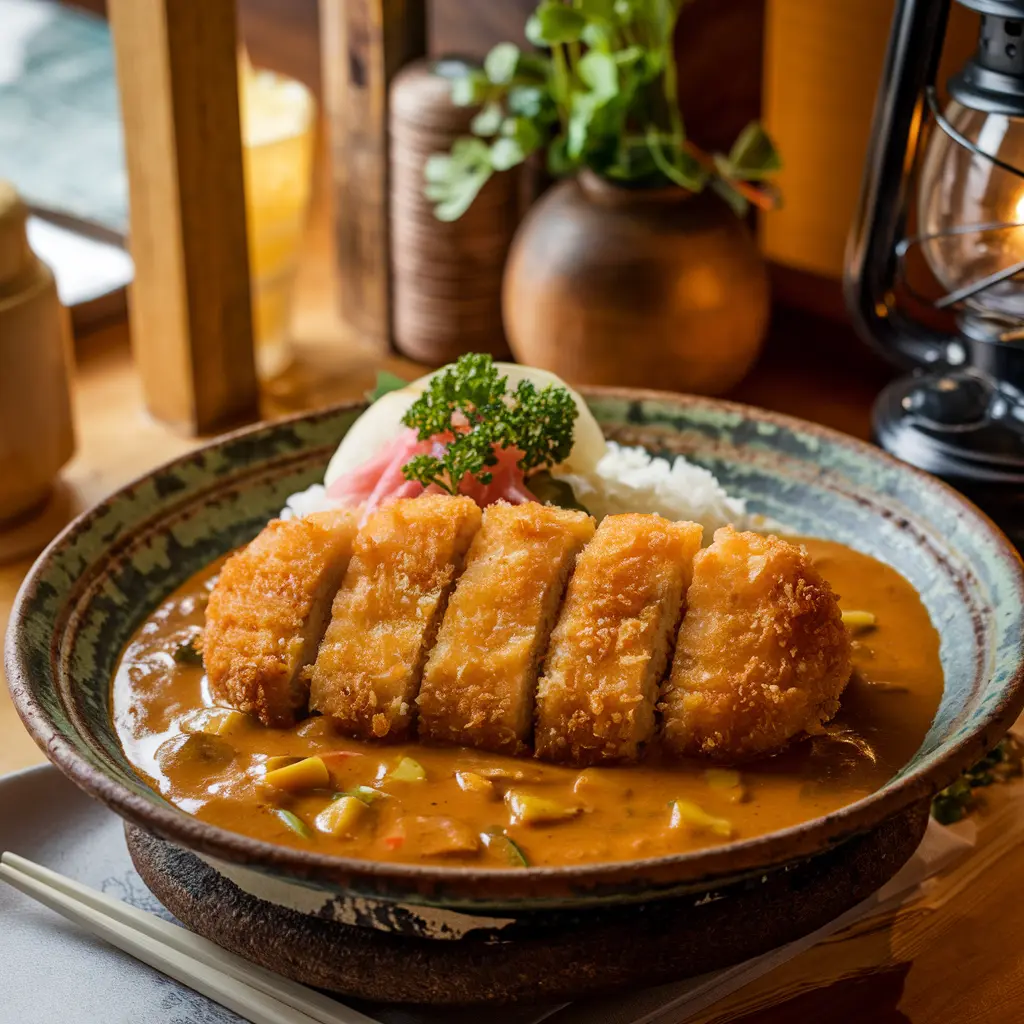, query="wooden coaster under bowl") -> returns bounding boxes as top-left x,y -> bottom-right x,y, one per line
127,802 -> 929,1005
